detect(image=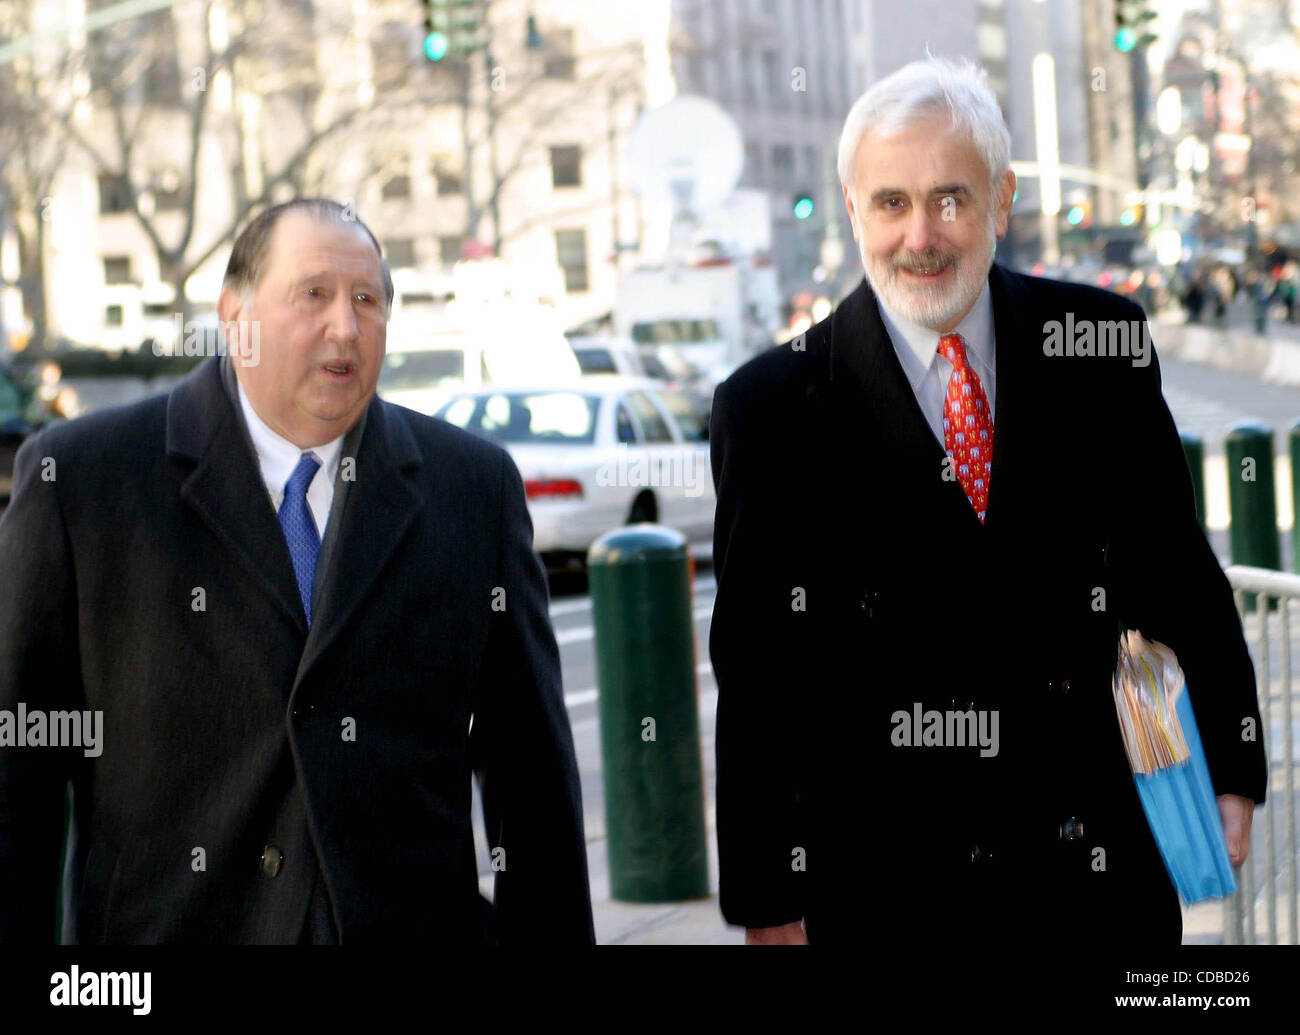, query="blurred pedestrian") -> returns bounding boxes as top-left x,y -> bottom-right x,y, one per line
1245,268 -> 1269,336
1274,262 -> 1297,324
1183,272 -> 1206,324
